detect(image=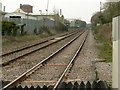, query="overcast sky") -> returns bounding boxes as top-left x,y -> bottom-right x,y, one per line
0,0 -> 106,23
